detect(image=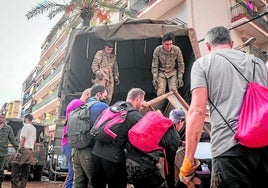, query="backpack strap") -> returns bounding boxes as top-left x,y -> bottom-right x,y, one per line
207,53 -> 255,135
84,100 -> 99,109
113,101 -> 136,113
